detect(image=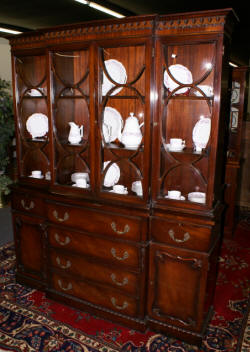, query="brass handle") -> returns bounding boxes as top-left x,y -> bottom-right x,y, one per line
56,256 -> 71,269
168,229 -> 190,243
111,248 -> 129,261
58,279 -> 72,291
53,210 -> 69,222
111,297 -> 128,310
54,233 -> 71,246
111,273 -> 128,286
111,222 -> 130,235
21,199 -> 34,210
